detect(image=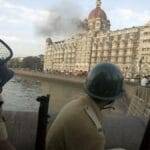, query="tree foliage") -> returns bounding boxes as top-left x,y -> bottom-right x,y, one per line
8,55 -> 44,71
8,58 -> 22,68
